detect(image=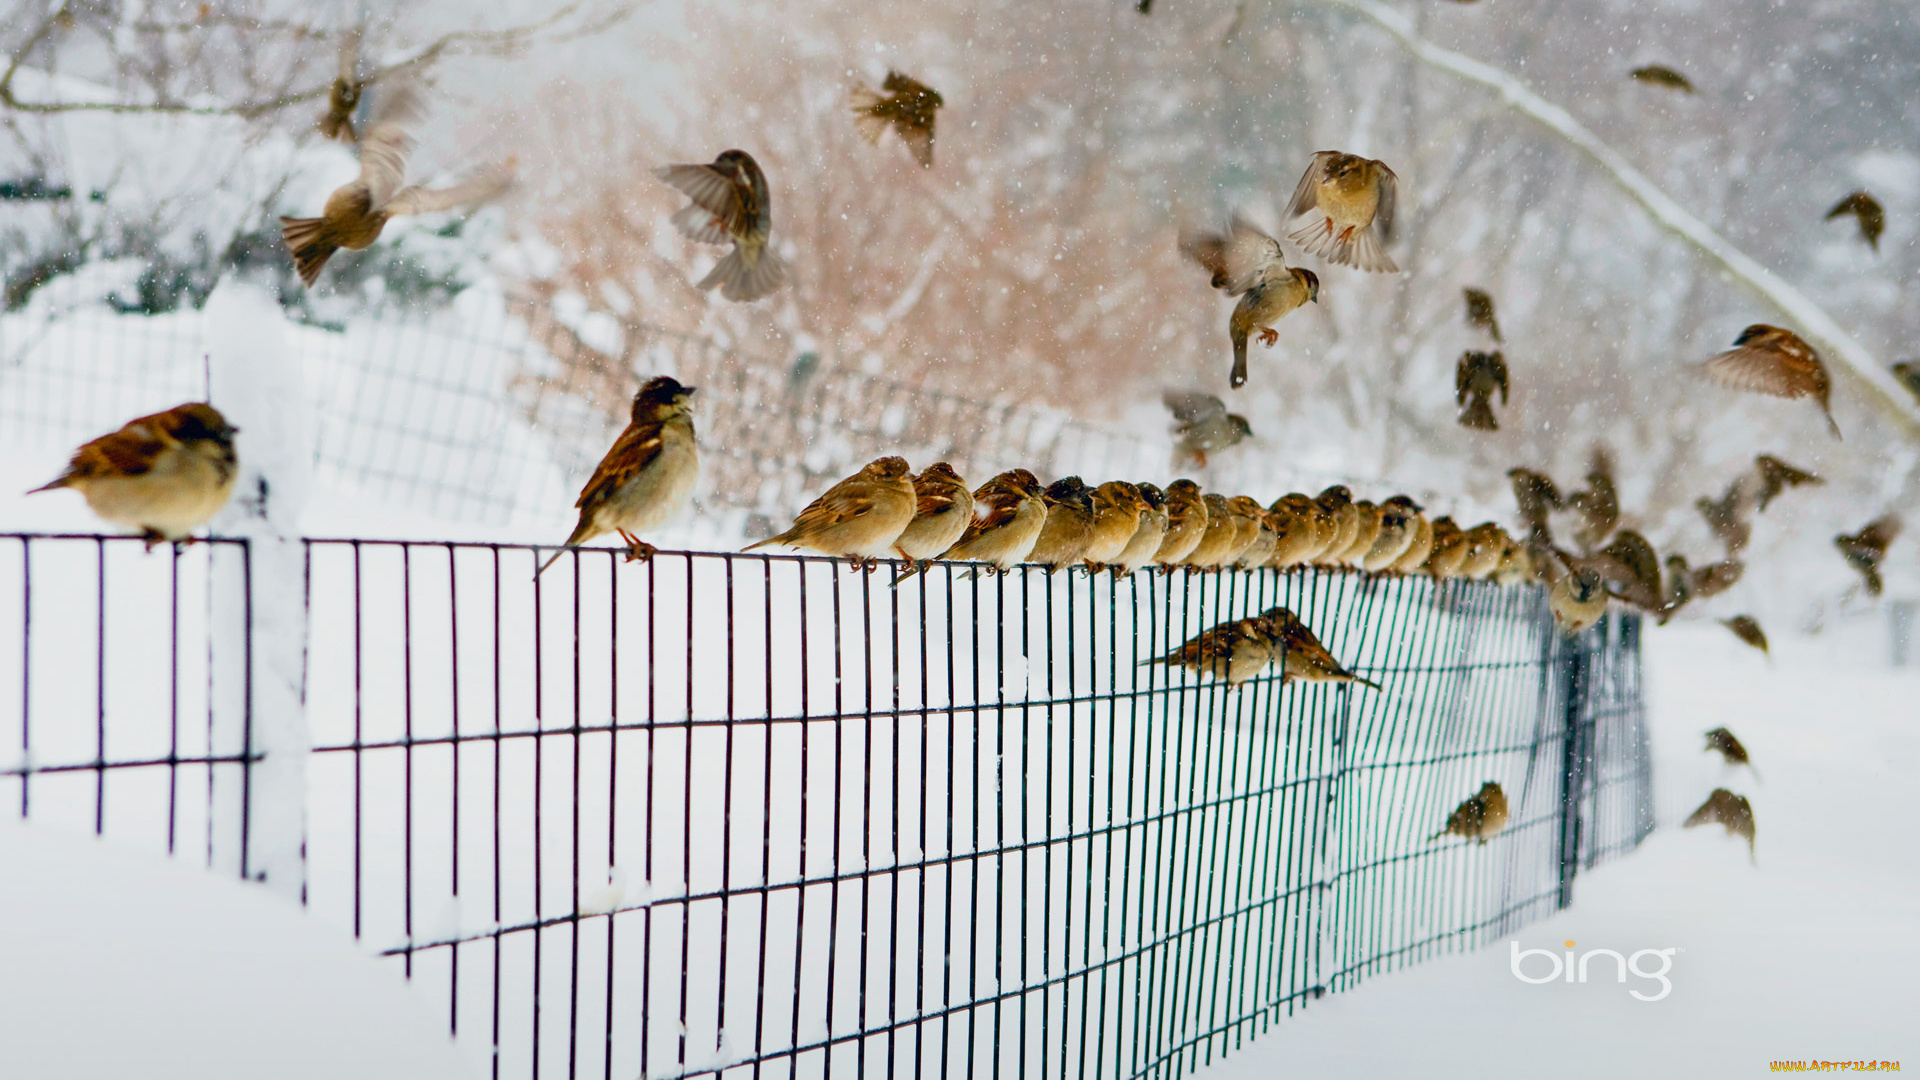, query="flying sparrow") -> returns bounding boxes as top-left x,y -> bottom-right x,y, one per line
1704,325 -> 1840,438
1834,514 -> 1901,598
745,456 -> 916,565
1507,467 -> 1562,542
1824,191 -> 1884,252
1703,727 -> 1758,776
316,28 -> 362,142
1181,493 -> 1246,570
1629,65 -> 1695,92
1566,446 -> 1619,553
1152,479 -> 1211,567
1313,485 -> 1360,567
281,84 -> 512,286
1431,781 -> 1510,844
1110,482 -> 1170,576
1689,557 -> 1745,601
1360,495 -> 1422,572
1684,788 -> 1756,863
849,70 -> 944,168
1140,616 -> 1274,686
1462,287 -> 1503,342
1283,151 -> 1401,273
1164,390 -> 1253,468
1179,215 -> 1320,389
1082,480 -> 1149,568
656,149 -> 787,302
1695,478 -> 1752,556
1025,476 -> 1099,570
29,402 -> 238,549
1426,517 -> 1470,579
1455,350 -> 1509,431
1720,615 -> 1769,656
1595,530 -> 1665,612
893,462 -> 974,565
1752,454 -> 1821,512
1893,361 -> 1920,403
538,377 -> 698,574
1261,606 -> 1381,689
920,468 -> 1048,576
